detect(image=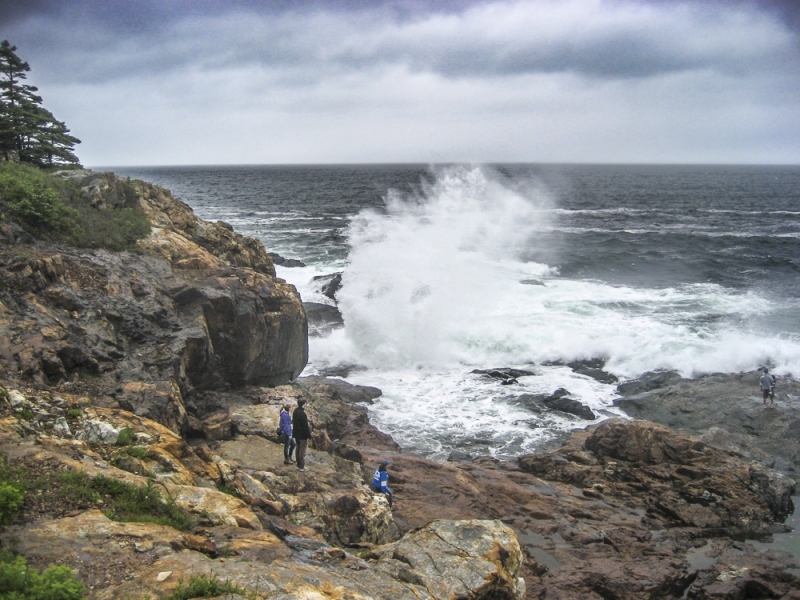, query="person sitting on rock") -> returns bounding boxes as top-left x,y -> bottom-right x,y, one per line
760,367 -> 776,408
372,460 -> 393,508
279,404 -> 296,464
